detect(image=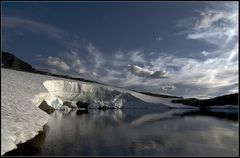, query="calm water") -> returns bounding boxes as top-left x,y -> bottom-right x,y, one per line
5,108 -> 239,156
